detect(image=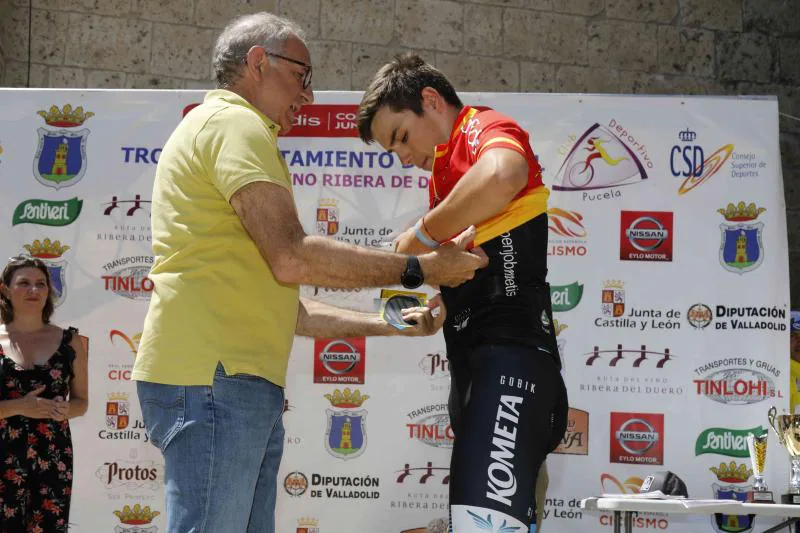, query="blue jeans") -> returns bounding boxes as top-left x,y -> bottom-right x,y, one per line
137,362 -> 285,533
